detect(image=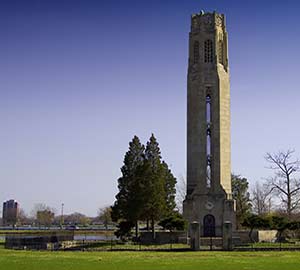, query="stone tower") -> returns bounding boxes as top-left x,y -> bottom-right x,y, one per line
183,11 -> 235,237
